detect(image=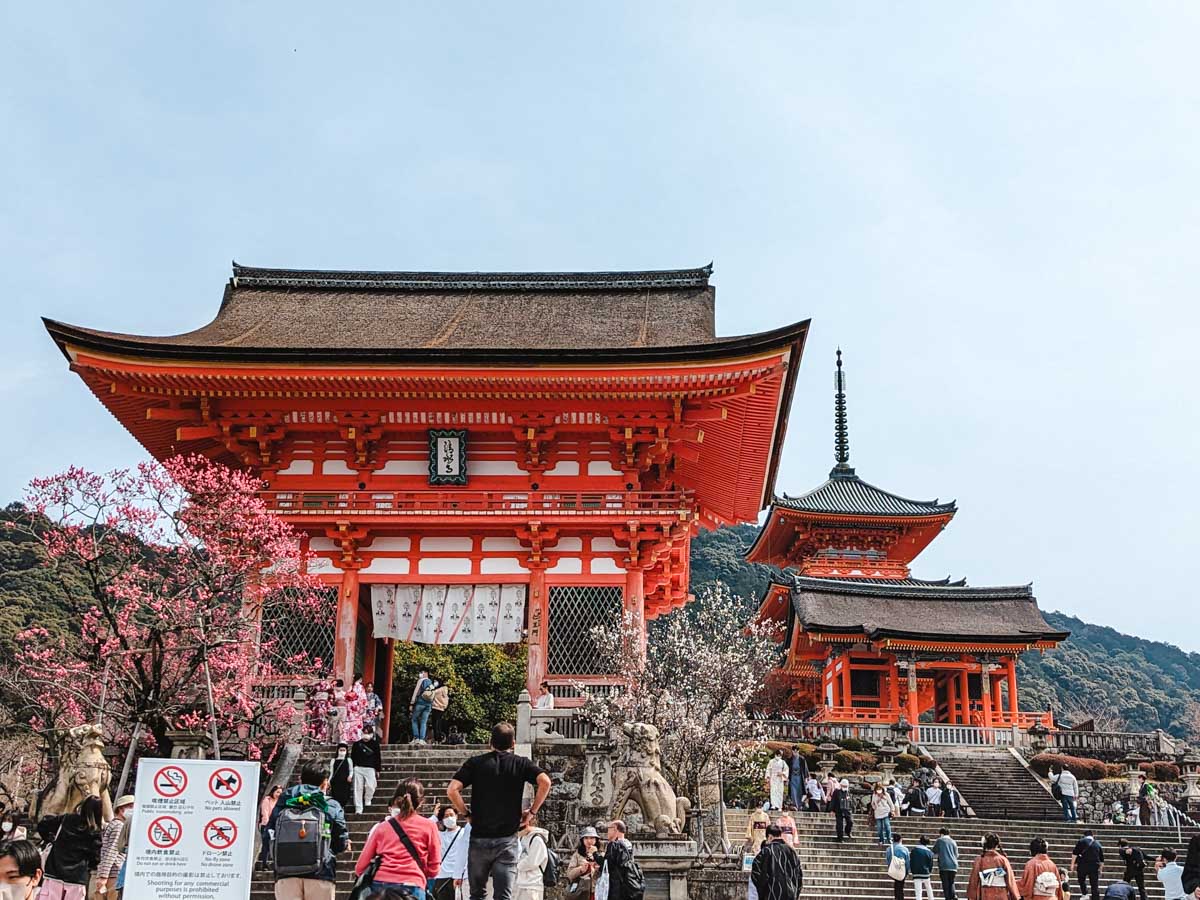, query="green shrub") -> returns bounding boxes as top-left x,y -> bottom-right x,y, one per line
836,738 -> 864,752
